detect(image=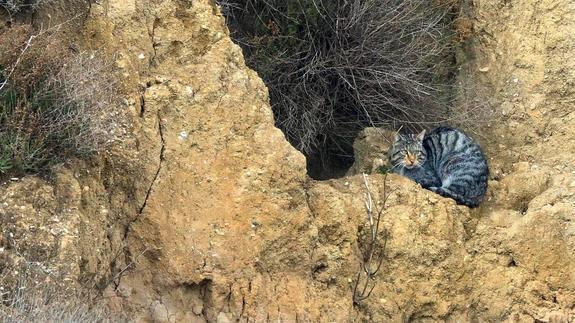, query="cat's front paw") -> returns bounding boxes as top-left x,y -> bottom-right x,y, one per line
429,186 -> 439,192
